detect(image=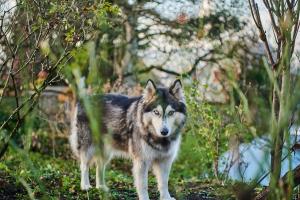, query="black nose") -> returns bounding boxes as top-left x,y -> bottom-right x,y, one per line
160,128 -> 169,136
